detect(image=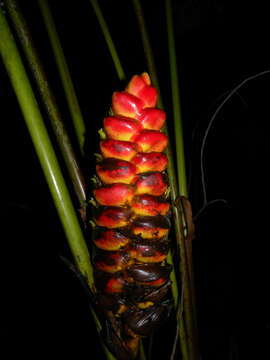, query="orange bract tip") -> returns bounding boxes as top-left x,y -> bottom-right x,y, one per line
125,75 -> 147,96
140,72 -> 151,85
